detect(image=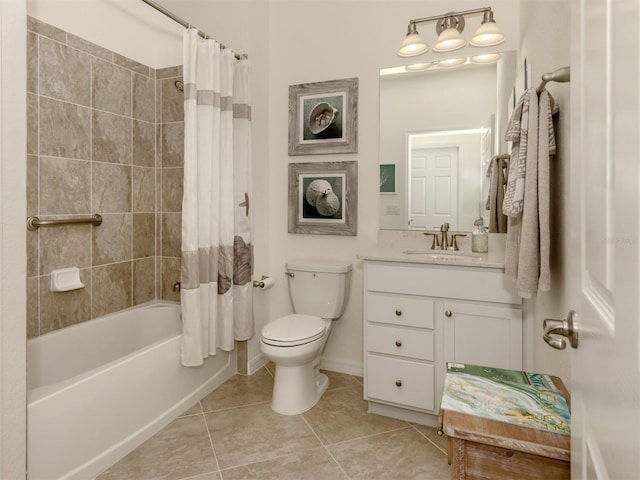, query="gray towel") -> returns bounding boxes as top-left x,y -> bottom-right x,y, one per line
486,156 -> 508,233
504,88 -> 557,298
